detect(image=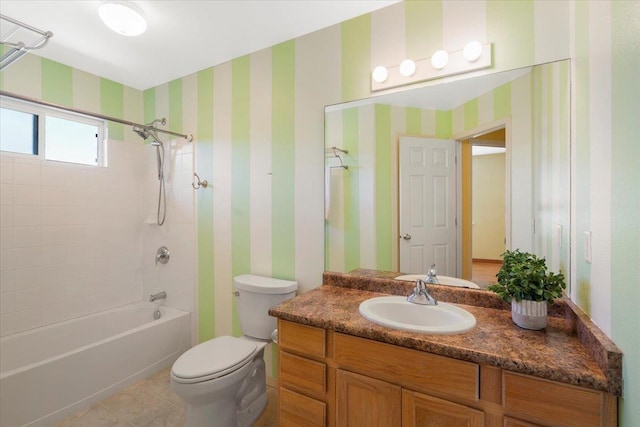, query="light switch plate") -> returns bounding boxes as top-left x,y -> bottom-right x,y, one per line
584,231 -> 592,263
